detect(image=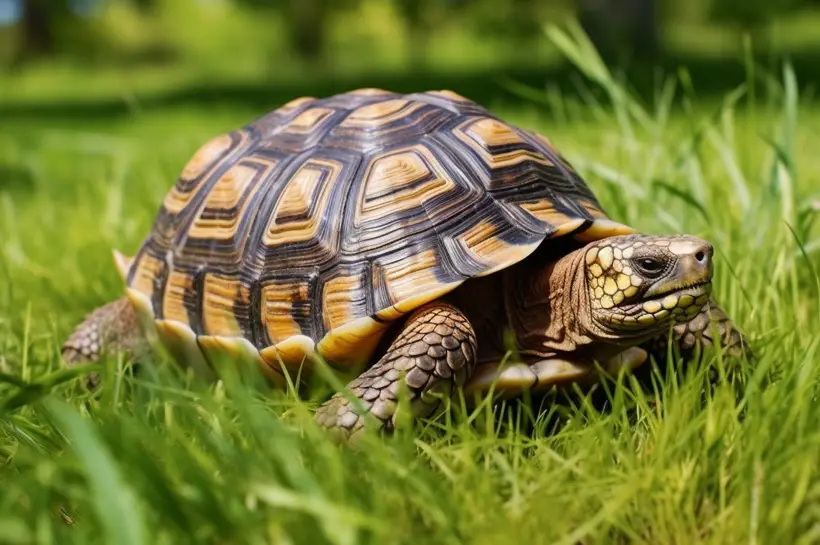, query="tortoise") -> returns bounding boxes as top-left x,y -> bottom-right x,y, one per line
62,88 -> 746,438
